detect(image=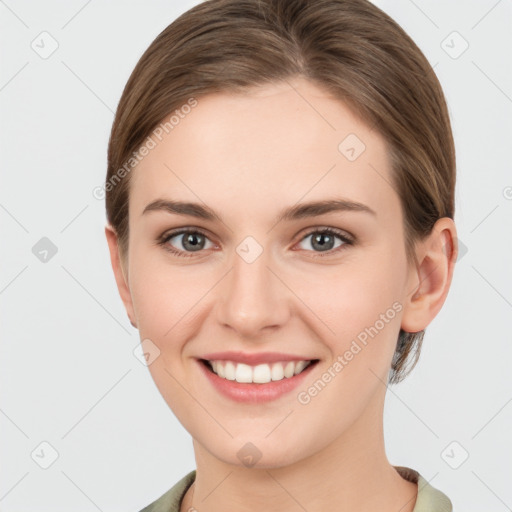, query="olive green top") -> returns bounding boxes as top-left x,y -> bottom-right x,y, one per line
139,466 -> 452,512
